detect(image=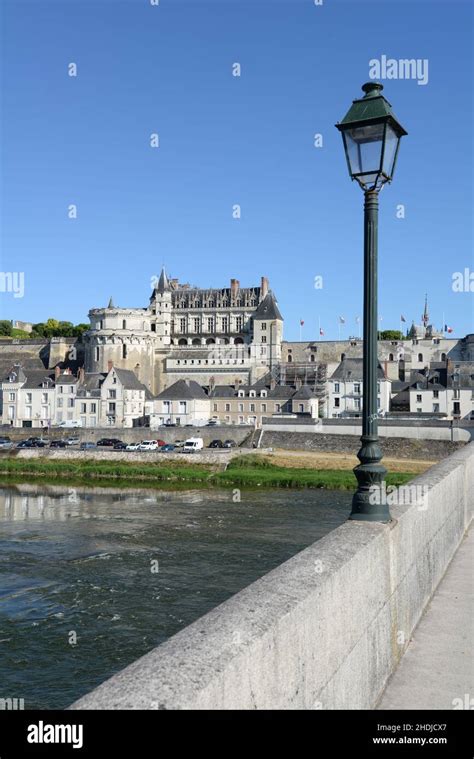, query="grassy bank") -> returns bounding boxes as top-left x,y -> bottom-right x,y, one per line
0,455 -> 414,491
